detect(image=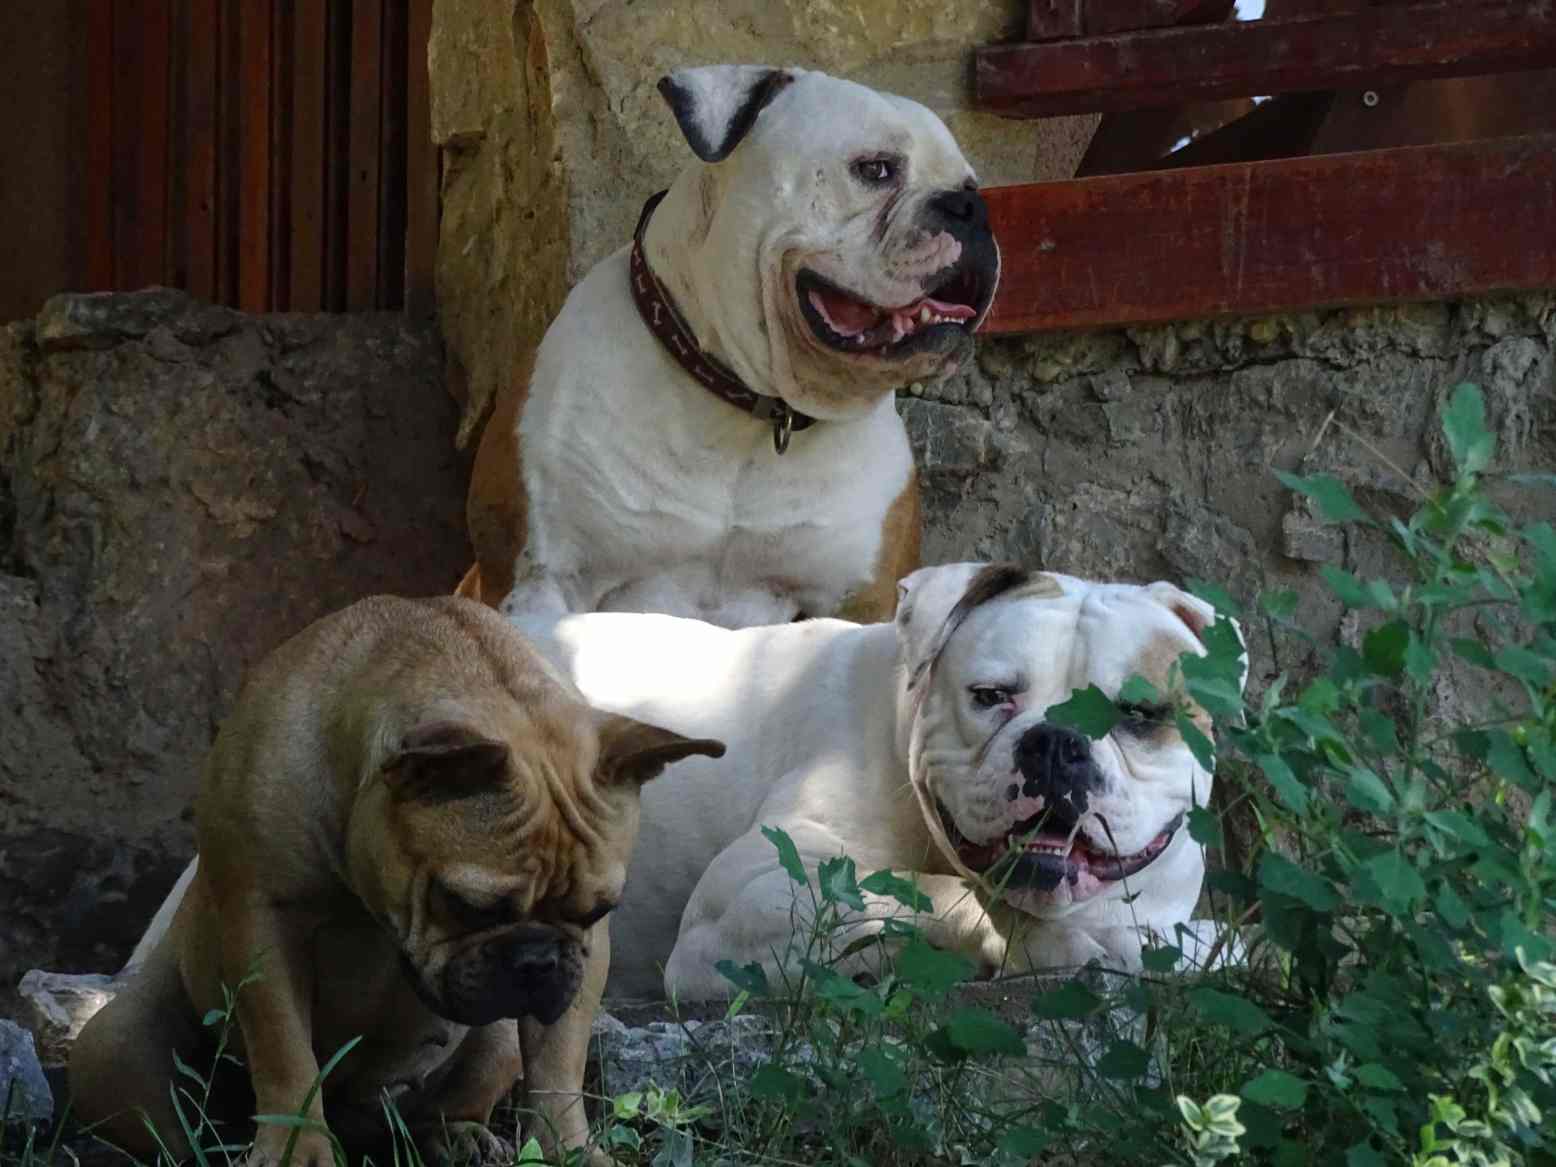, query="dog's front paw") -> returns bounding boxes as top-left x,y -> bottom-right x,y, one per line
423,1121 -> 515,1167
244,1126 -> 337,1167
